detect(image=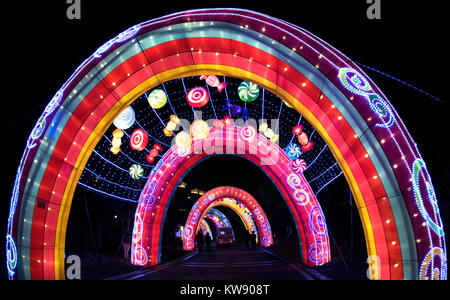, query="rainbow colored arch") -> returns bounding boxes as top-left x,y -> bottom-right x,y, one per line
6,8 -> 446,280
